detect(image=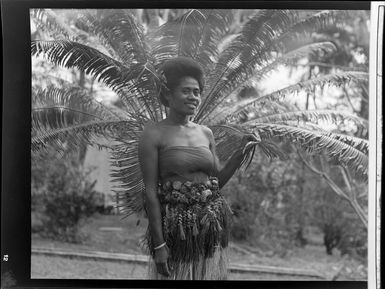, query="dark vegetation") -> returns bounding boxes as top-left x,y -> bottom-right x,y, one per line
223,151 -> 367,261
32,148 -> 102,242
